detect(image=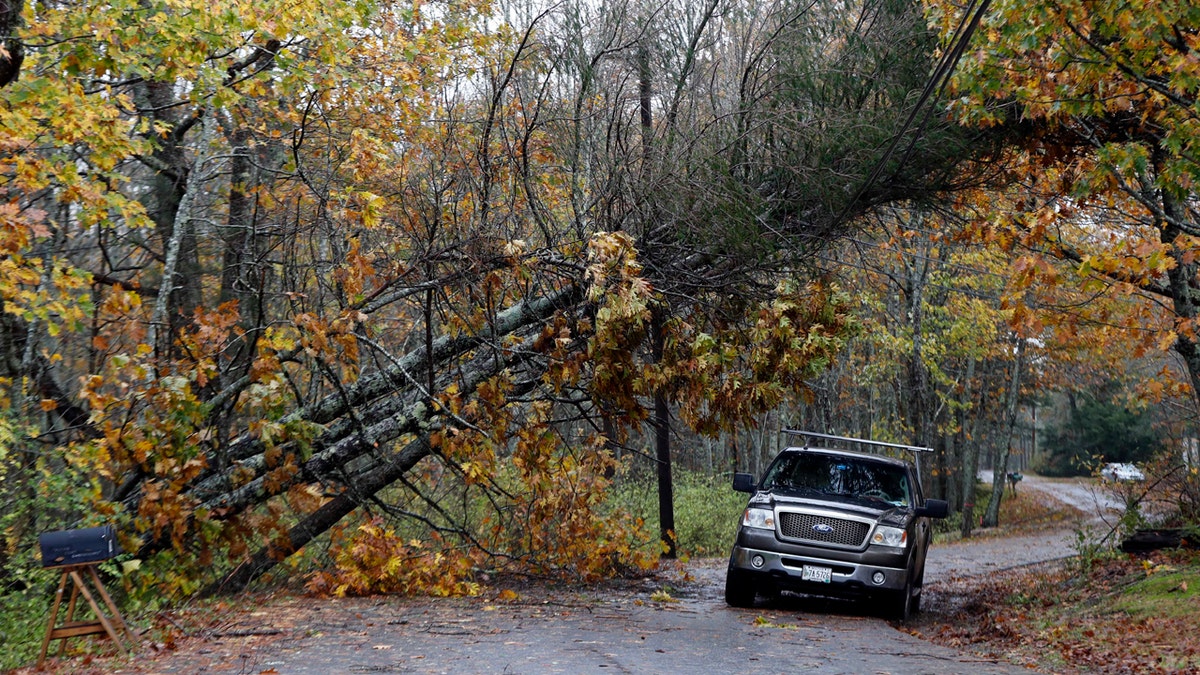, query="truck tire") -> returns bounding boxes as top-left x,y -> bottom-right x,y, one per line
724,568 -> 757,608
891,574 -> 916,622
